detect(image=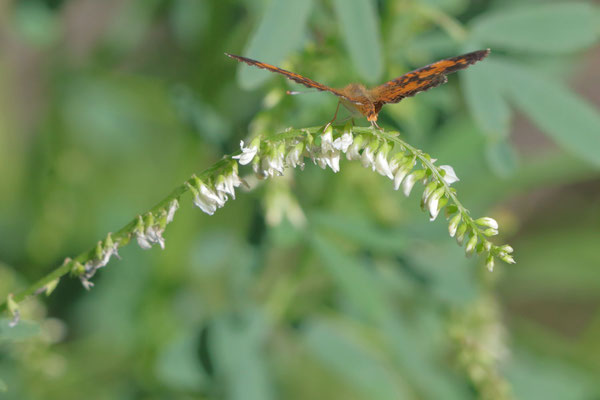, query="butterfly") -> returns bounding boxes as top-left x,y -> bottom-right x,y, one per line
226,49 -> 490,129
